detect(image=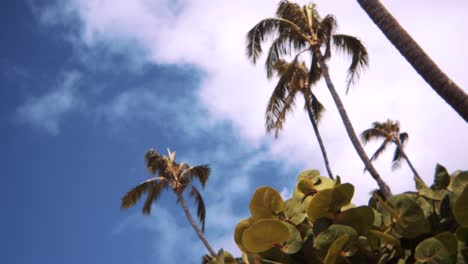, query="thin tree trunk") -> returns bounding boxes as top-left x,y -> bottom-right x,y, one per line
304,93 -> 334,180
356,0 -> 468,122
177,192 -> 216,256
313,46 -> 392,199
396,142 -> 425,185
